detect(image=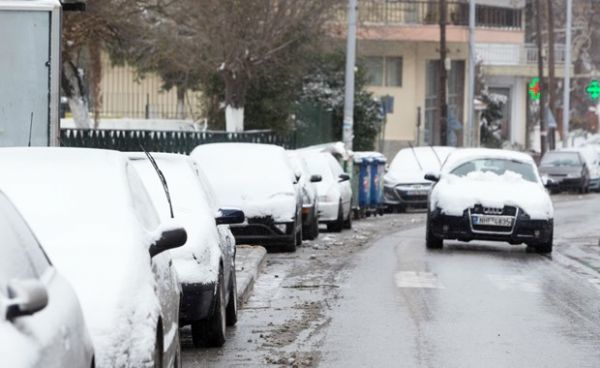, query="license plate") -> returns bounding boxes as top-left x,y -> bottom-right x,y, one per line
407,190 -> 428,196
471,215 -> 513,227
